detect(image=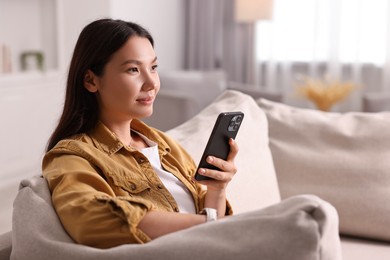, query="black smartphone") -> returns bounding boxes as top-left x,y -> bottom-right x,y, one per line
195,112 -> 244,181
